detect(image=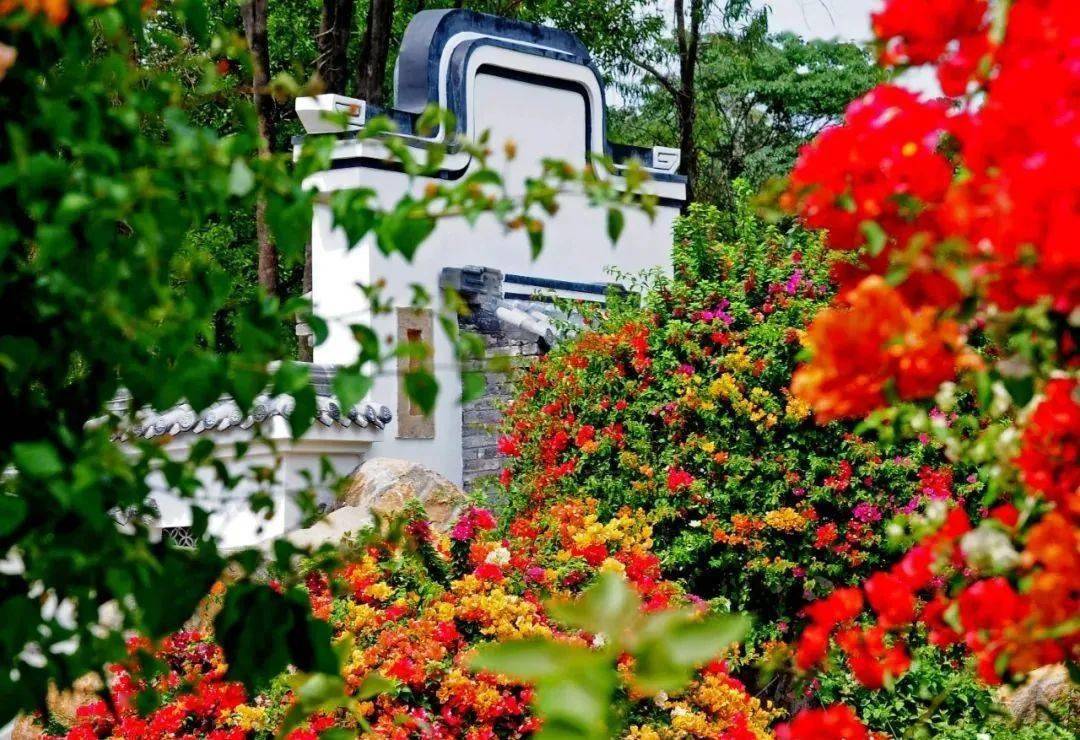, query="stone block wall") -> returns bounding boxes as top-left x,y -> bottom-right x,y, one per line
460,329 -> 542,492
